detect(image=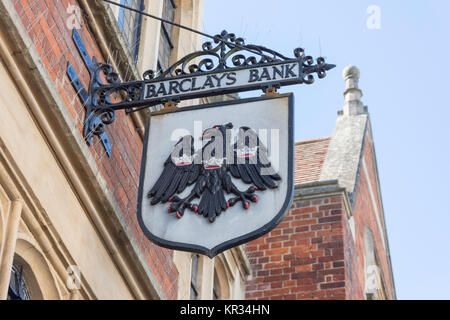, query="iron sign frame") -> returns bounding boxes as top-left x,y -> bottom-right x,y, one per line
69,30 -> 335,149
